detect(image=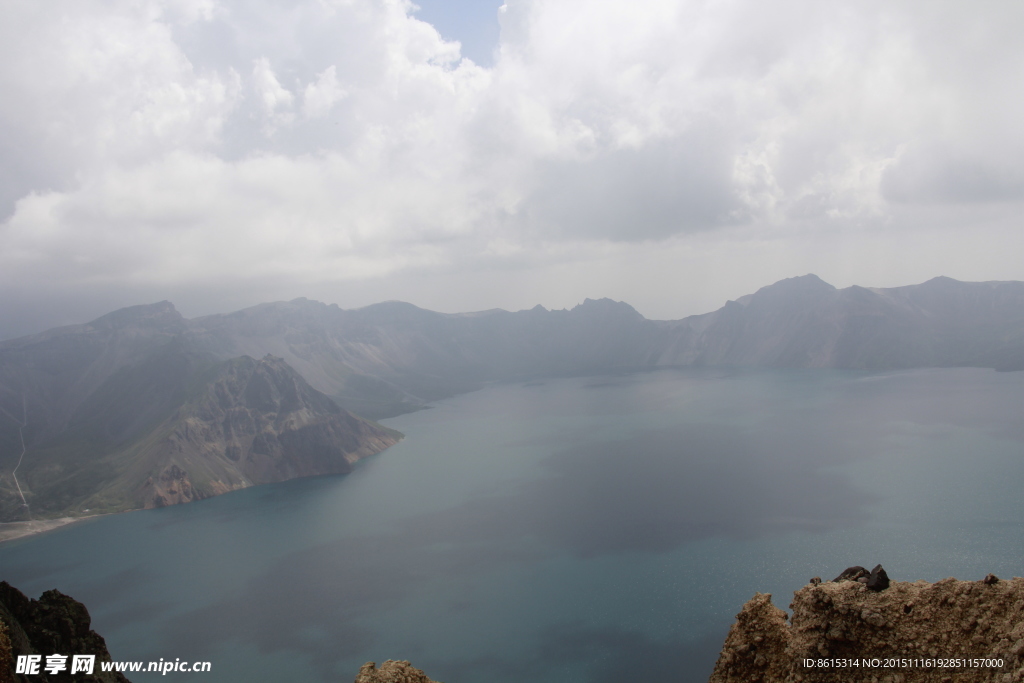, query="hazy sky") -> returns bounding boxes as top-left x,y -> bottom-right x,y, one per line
2,0 -> 1023,338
